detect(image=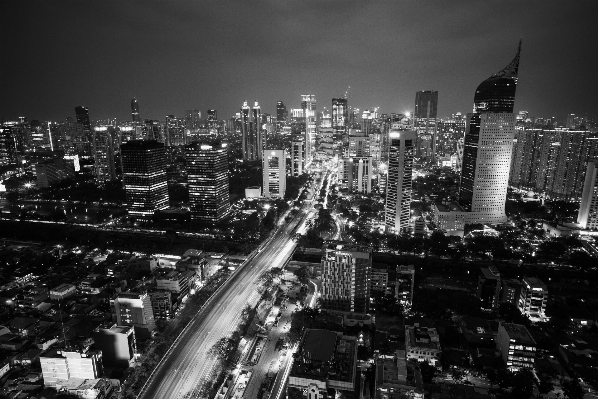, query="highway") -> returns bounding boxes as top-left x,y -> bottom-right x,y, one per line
137,208 -> 311,399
